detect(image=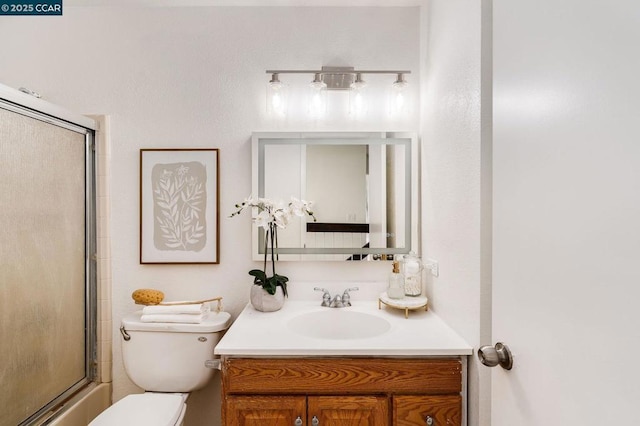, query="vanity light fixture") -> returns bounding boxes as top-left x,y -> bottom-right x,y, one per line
265,66 -> 411,118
